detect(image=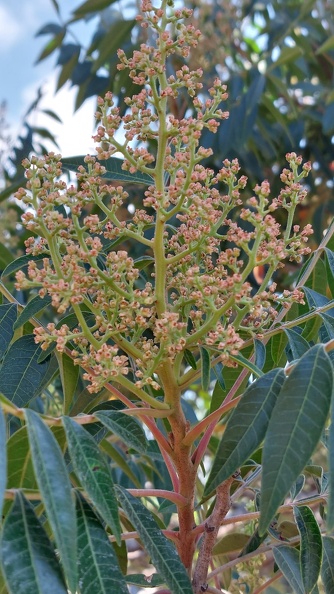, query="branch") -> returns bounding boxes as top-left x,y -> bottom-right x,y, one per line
192,478 -> 233,594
